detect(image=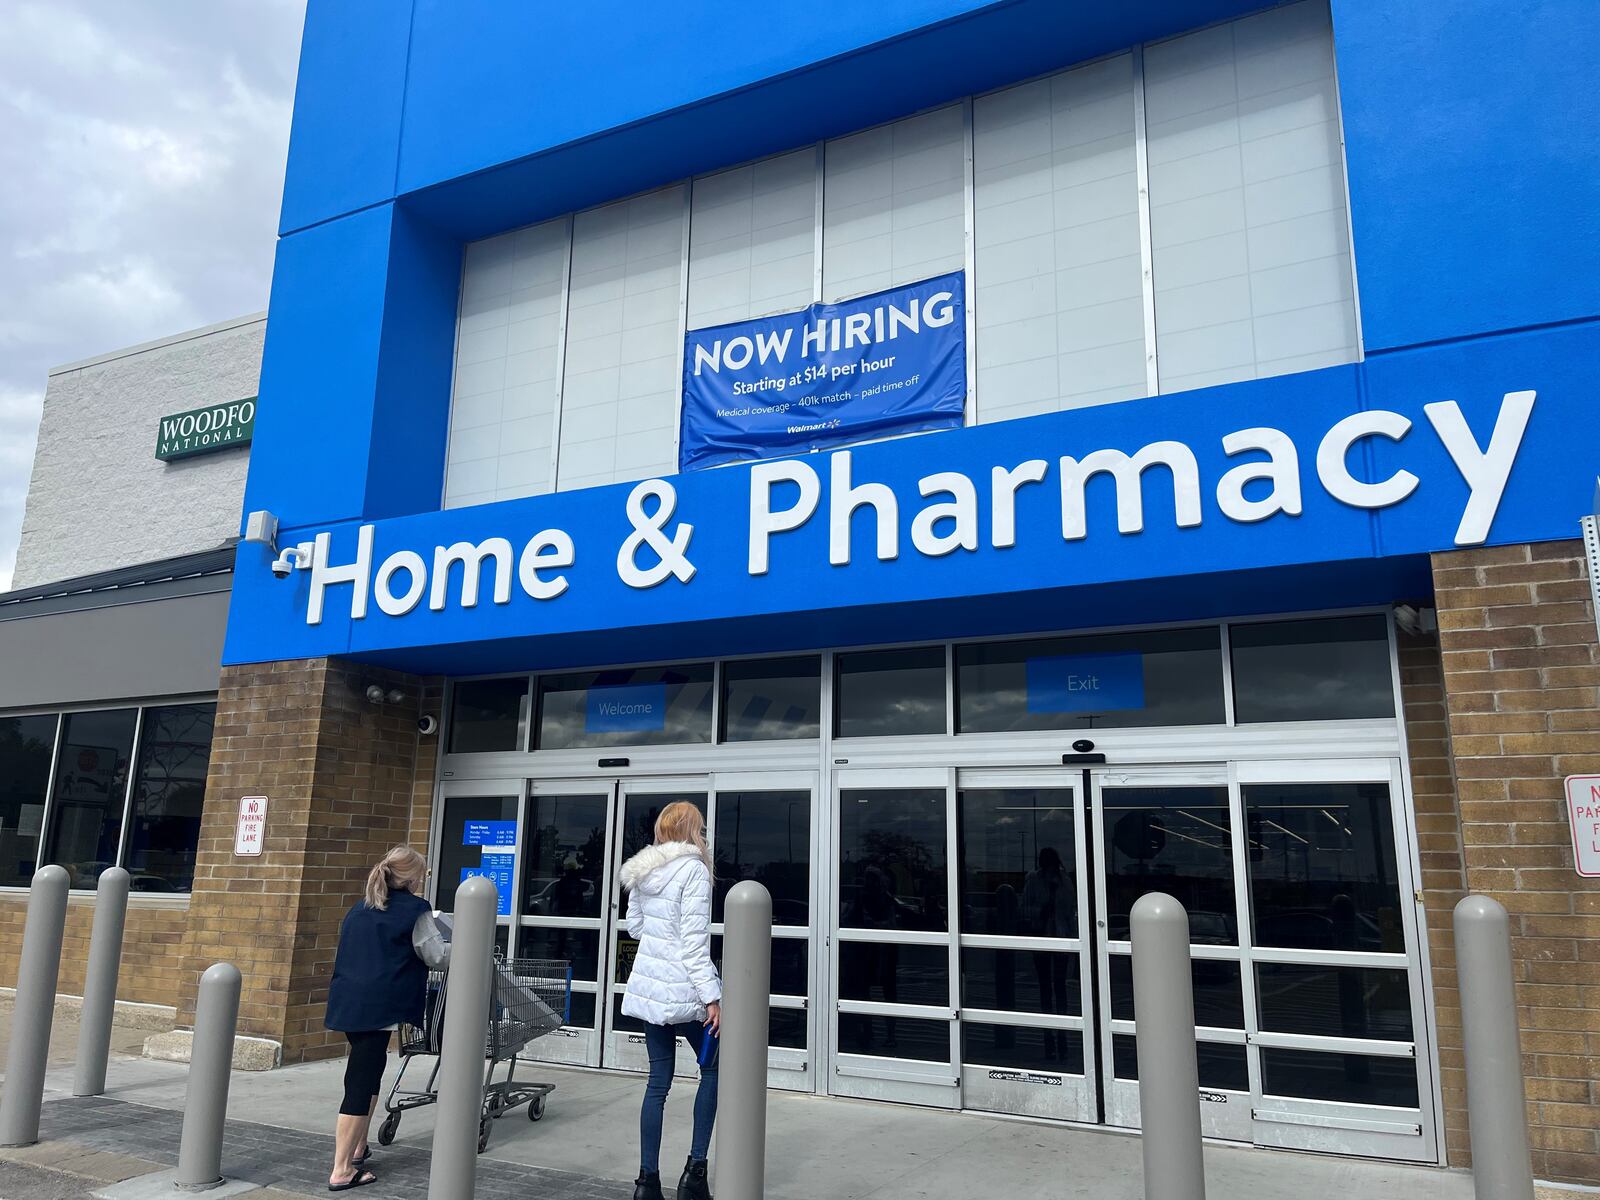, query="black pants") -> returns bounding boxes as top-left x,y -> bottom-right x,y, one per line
341,1031 -> 390,1116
